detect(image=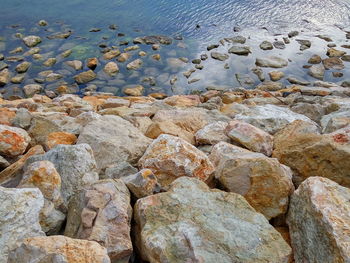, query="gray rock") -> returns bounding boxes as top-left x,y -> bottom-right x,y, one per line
288,31 -> 299,38
23,84 -> 42,97
251,67 -> 265,81
259,41 -> 273,50
308,64 -> 325,80
273,41 -> 285,49
23,35 -> 42,47
195,121 -> 230,145
211,52 -> 229,61
287,77 -> 310,86
321,109 -> 350,133
256,56 -> 288,68
290,103 -> 326,123
228,45 -> 251,55
103,161 -> 138,179
235,73 -> 254,87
